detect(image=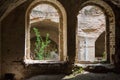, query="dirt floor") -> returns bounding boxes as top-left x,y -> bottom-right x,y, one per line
26,72 -> 120,80
27,63 -> 120,80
